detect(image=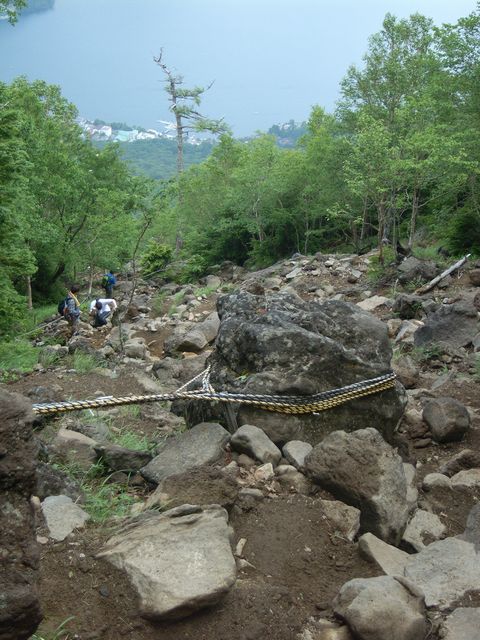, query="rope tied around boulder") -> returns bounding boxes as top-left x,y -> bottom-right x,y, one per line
31,368 -> 397,416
